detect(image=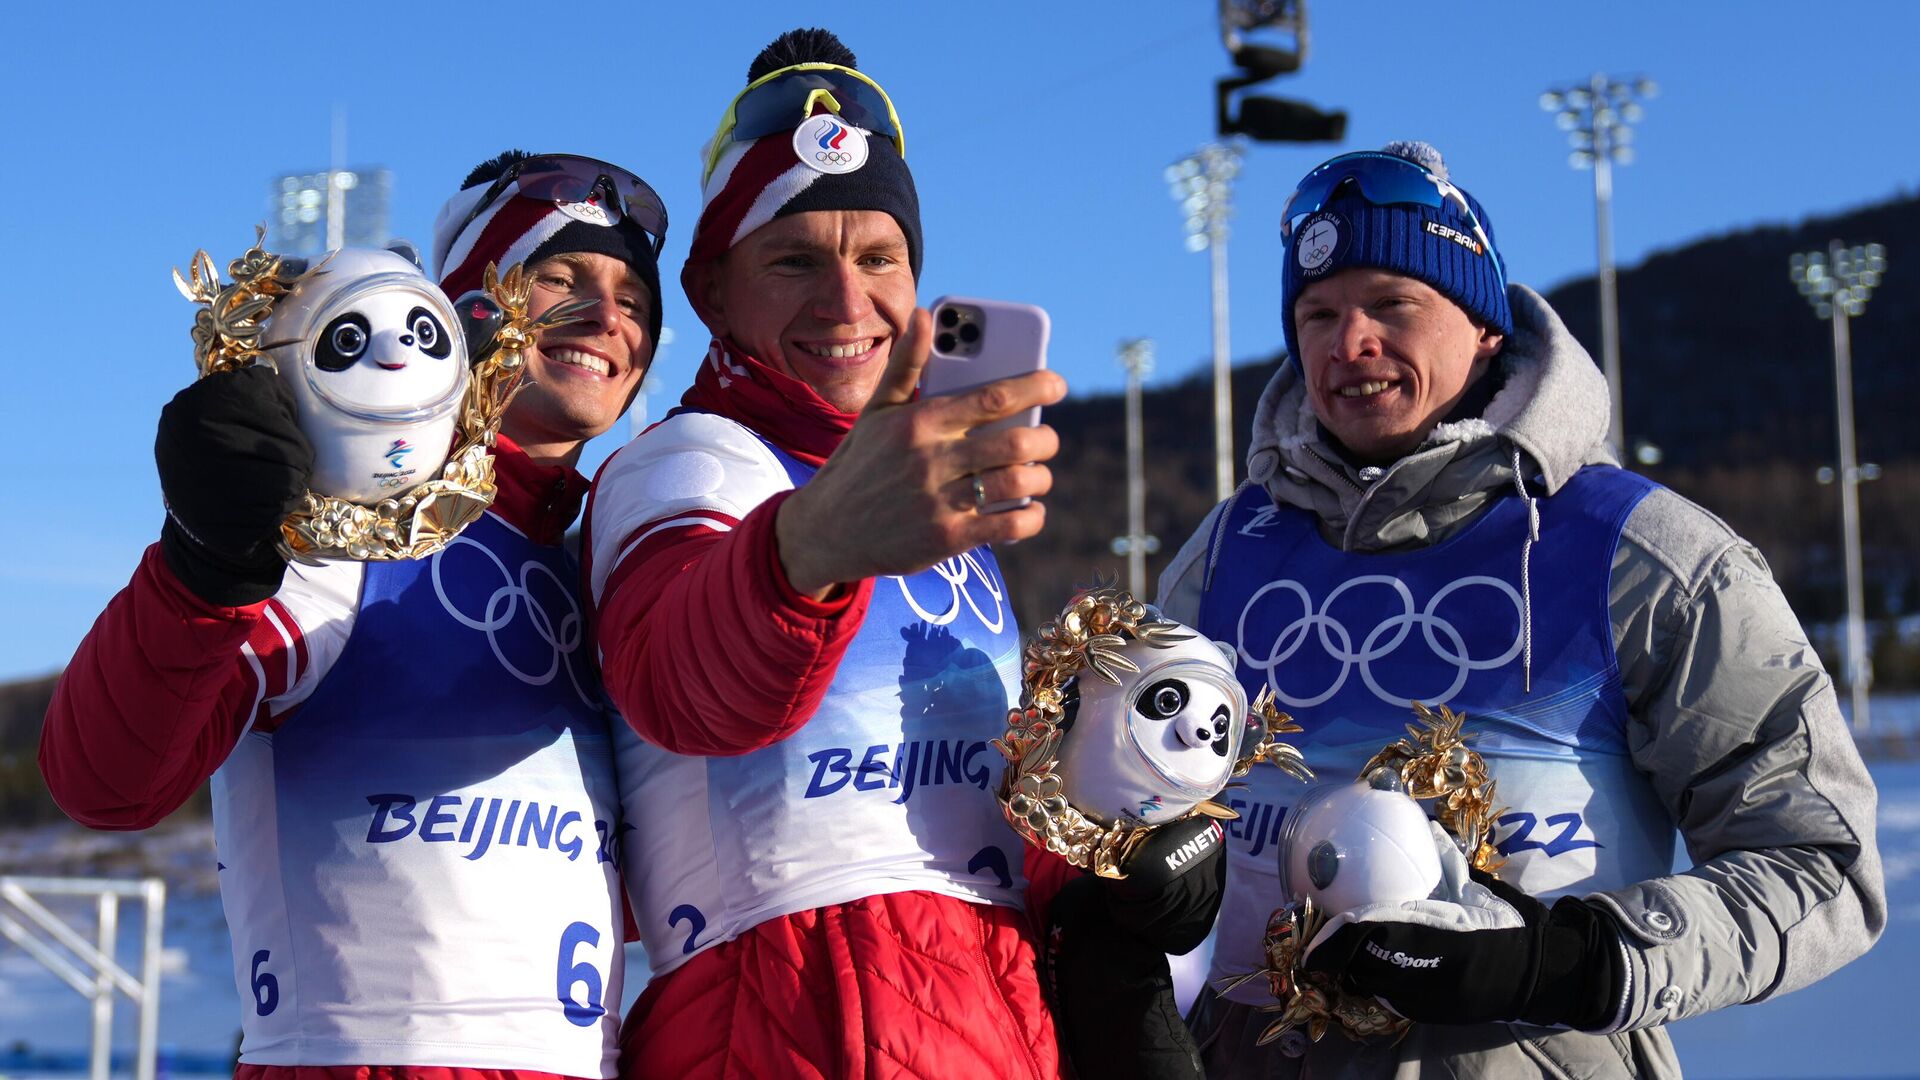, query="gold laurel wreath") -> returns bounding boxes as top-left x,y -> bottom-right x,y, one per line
992,585 -> 1314,879
1362,702 -> 1505,875
1221,701 -> 1506,1047
173,231 -> 590,562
